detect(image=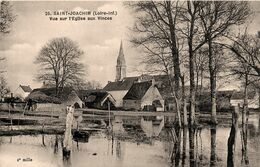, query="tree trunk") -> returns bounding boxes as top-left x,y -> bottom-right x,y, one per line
167,74 -> 181,127
227,106 -> 239,167
182,127 -> 188,167
181,75 -> 188,127
165,1 -> 181,127
258,88 -> 260,112
189,127 -> 196,166
187,1 -> 196,127
241,74 -> 249,165
200,69 -> 204,96
63,106 -> 74,159
208,39 -> 217,124
210,125 -> 217,167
